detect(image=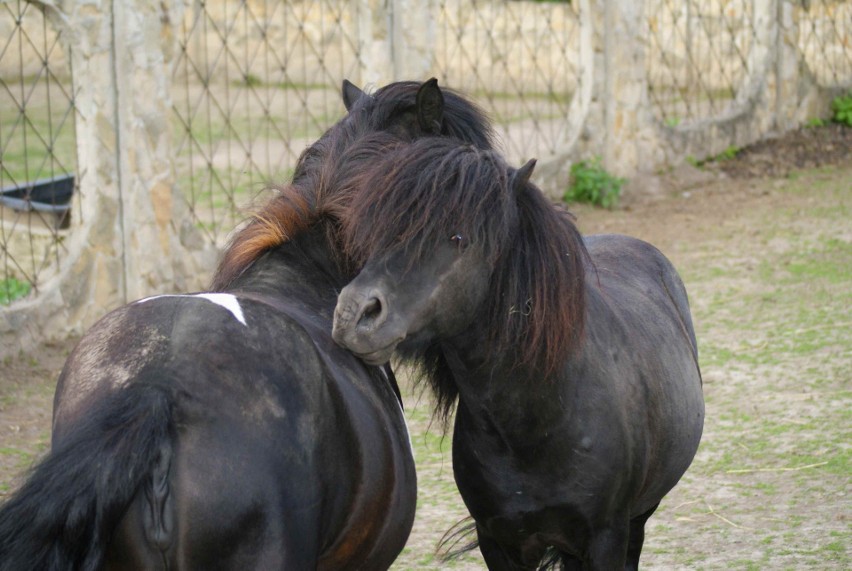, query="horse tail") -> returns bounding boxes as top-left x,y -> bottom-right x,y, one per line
437,520 -> 576,569
0,383 -> 175,571
436,517 -> 479,561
